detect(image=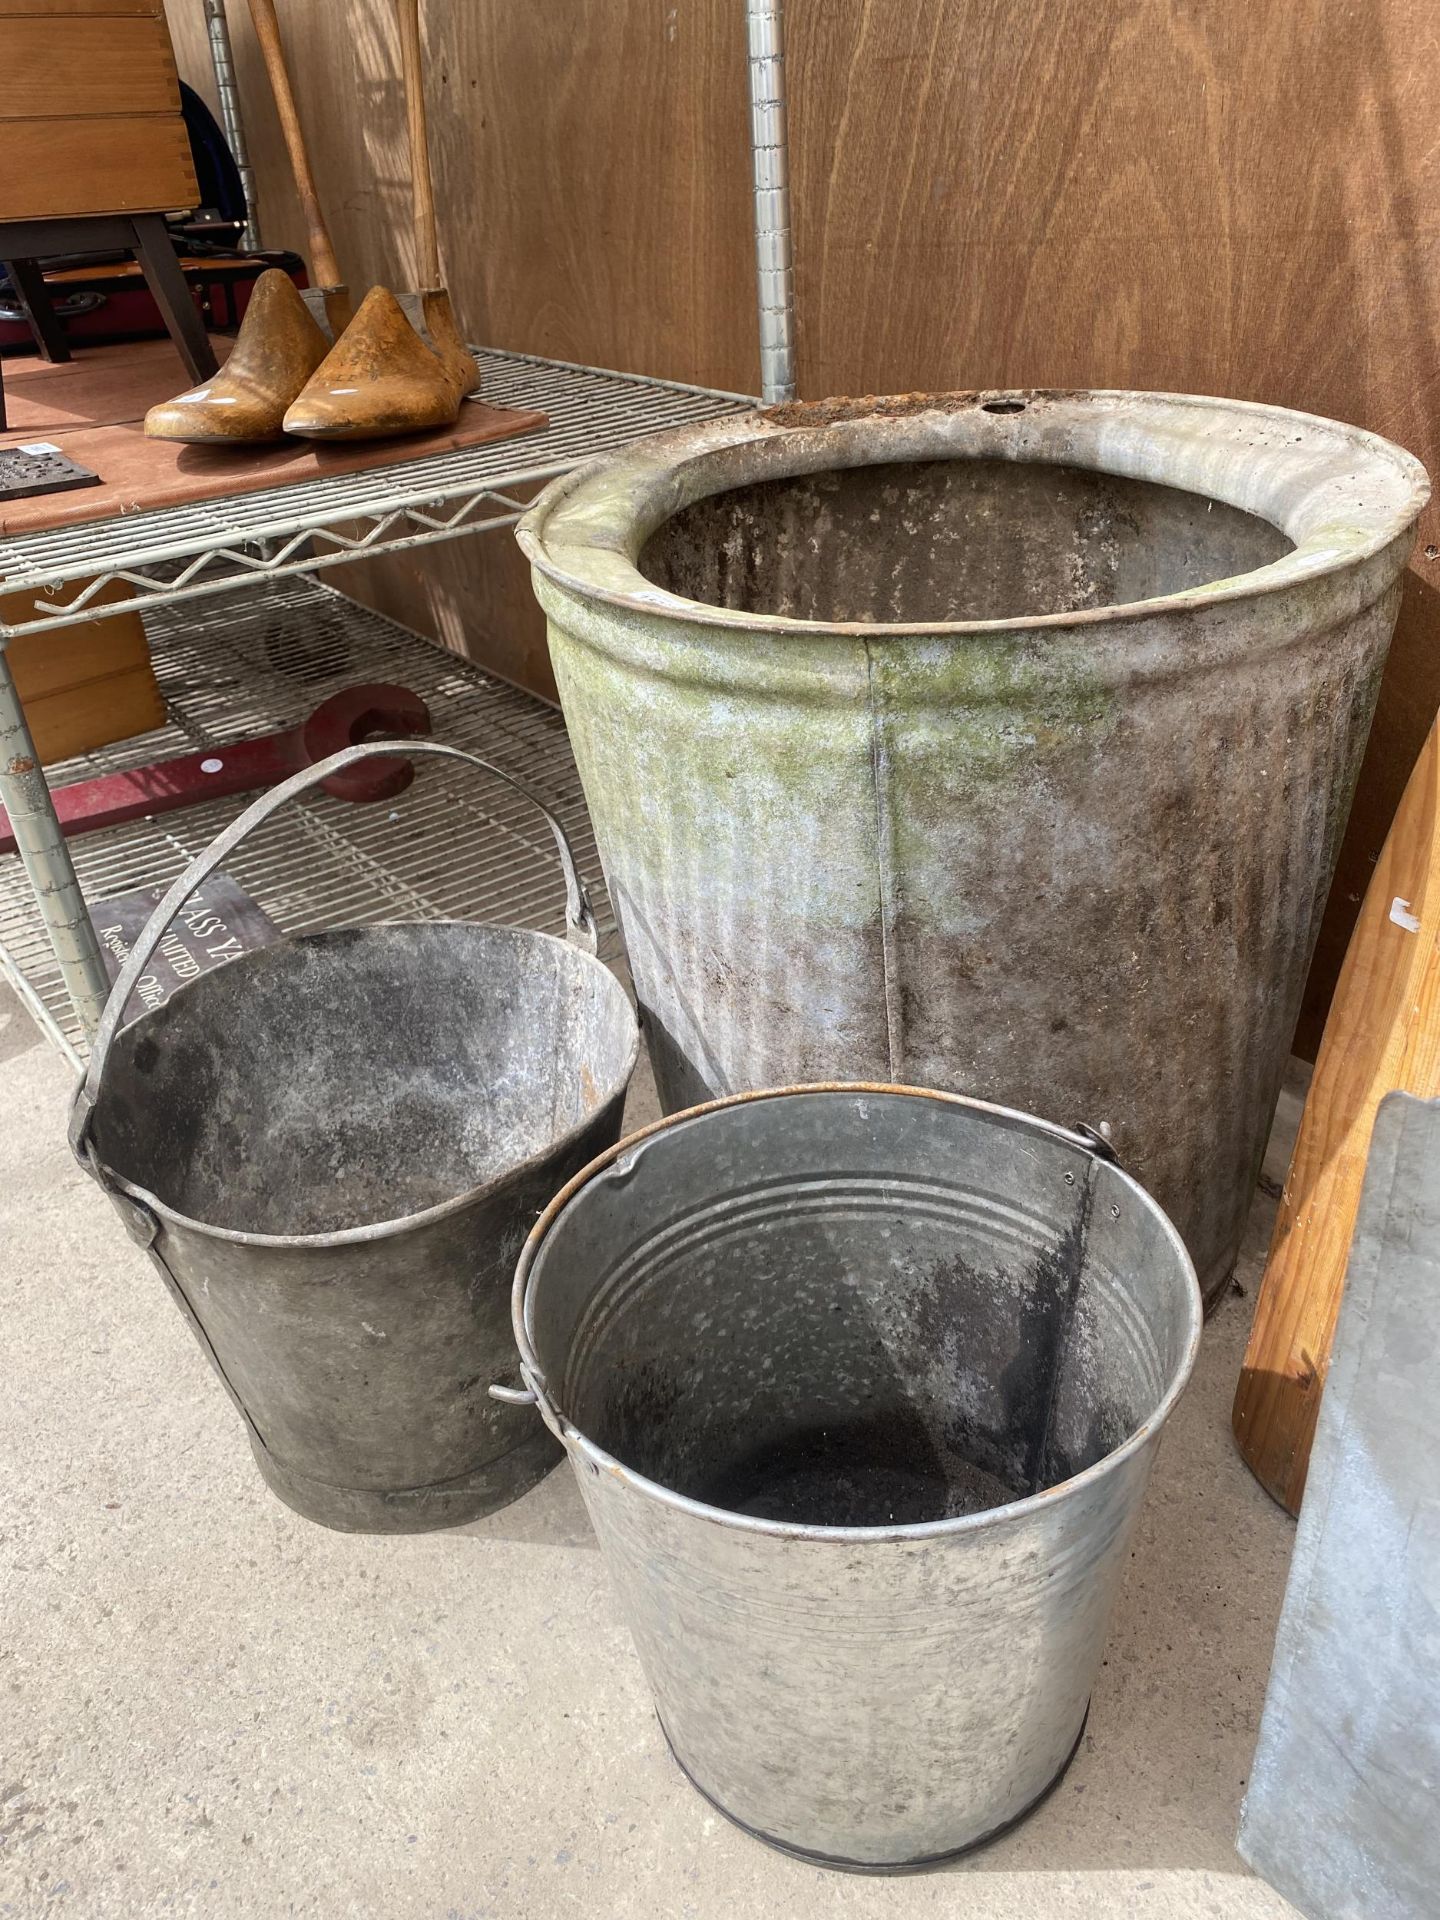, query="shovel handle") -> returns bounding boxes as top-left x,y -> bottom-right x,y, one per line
395,0 -> 441,290
69,740 -> 599,1156
247,0 -> 344,293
